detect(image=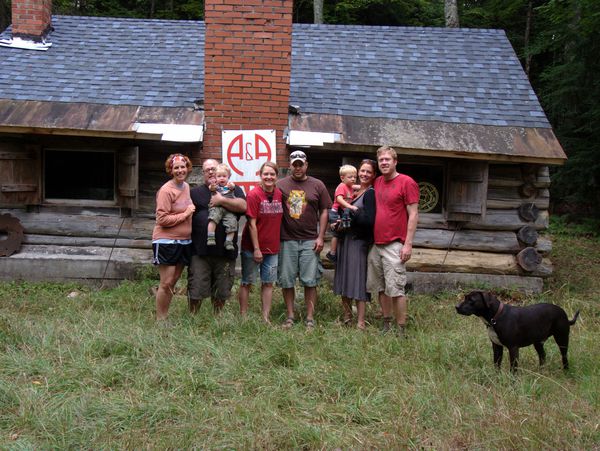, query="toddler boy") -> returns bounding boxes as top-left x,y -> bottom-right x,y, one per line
207,163 -> 238,250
